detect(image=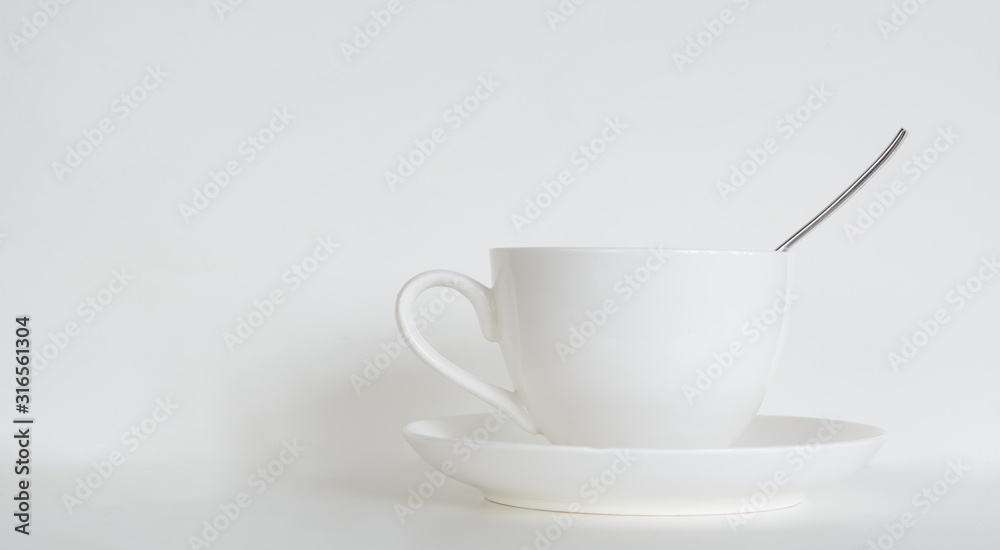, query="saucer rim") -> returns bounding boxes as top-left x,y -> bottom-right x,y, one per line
483,494 -> 807,517
489,246 -> 789,255
403,413 -> 888,454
